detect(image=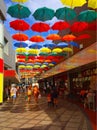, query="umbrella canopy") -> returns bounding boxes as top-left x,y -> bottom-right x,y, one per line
51,21 -> 70,31
43,42 -> 56,49
29,43 -> 43,49
28,49 -> 39,55
14,42 -> 28,48
16,48 -> 27,53
62,34 -> 76,41
60,0 -> 86,8
69,41 -> 79,48
17,55 -> 26,59
88,0 -> 97,9
55,7 -> 77,21
56,42 -> 68,48
33,7 -> 54,21
75,34 -> 91,40
70,21 -> 88,32
10,19 -> 30,31
78,10 -> 97,22
52,48 -> 63,53
63,47 -> 73,52
31,22 -> 50,32
40,47 -> 51,54
46,34 -> 61,40
12,33 -> 28,41
30,35 -> 44,42
12,0 -> 28,3
7,4 -> 31,19
88,21 -> 97,30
